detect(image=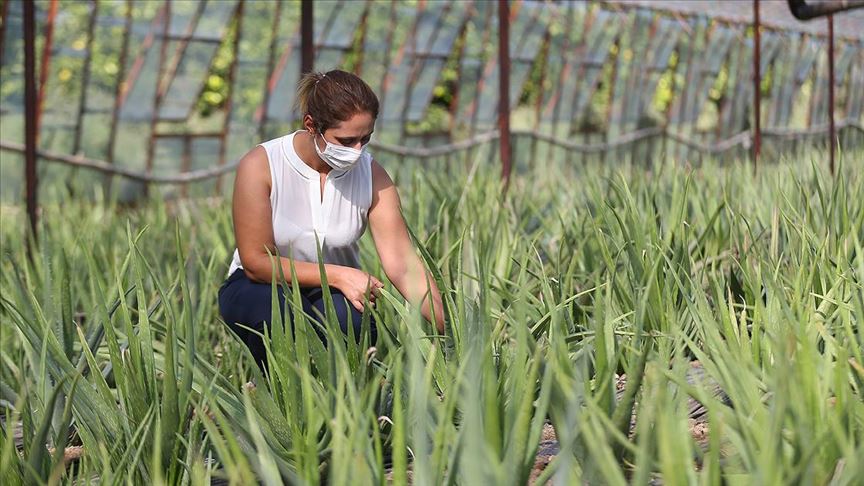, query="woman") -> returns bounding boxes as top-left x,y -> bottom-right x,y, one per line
218,70 -> 446,373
